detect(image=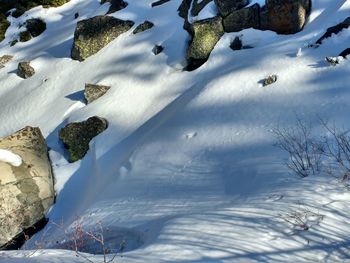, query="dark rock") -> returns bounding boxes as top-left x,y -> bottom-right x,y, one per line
101,0 -> 128,14
230,36 -> 242,50
0,126 -> 54,248
71,16 -> 134,61
152,0 -> 171,7
74,12 -> 79,19
10,39 -> 18,46
263,74 -> 278,86
178,0 -> 192,19
17,61 -> 35,79
19,31 -> 32,42
339,48 -> 350,58
133,21 -> 154,34
59,117 -> 108,162
223,4 -> 260,32
191,0 -> 213,17
84,83 -> 111,104
214,0 -> 249,17
152,45 -> 164,55
315,17 -> 350,45
25,18 -> 46,37
0,54 -> 13,69
265,0 -> 311,34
